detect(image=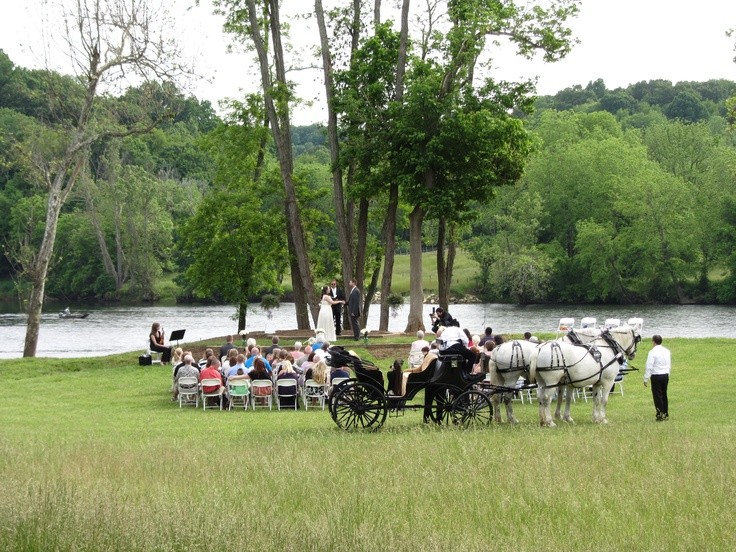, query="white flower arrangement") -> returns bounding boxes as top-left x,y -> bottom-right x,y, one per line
360,329 -> 369,337
238,329 -> 248,336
